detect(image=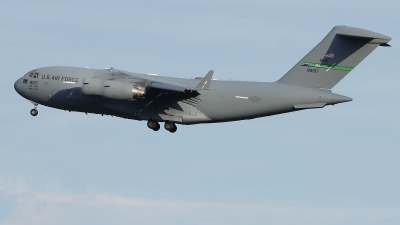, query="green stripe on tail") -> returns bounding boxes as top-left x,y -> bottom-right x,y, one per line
301,62 -> 354,71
